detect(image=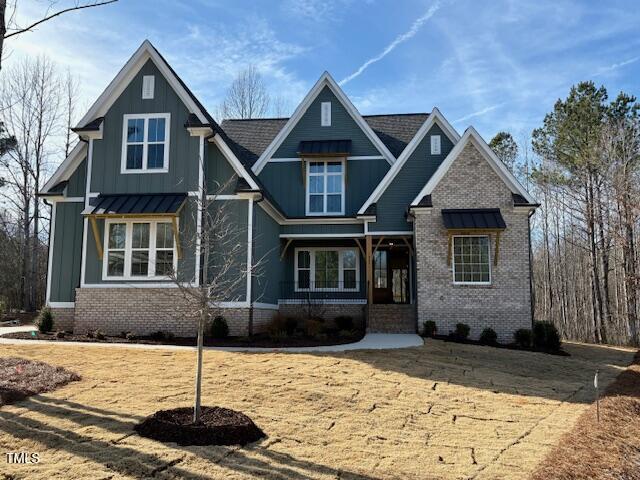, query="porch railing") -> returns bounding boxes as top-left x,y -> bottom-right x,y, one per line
280,281 -> 365,301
